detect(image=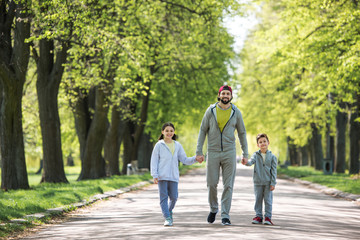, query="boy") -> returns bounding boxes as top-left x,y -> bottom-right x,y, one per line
242,133 -> 277,225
